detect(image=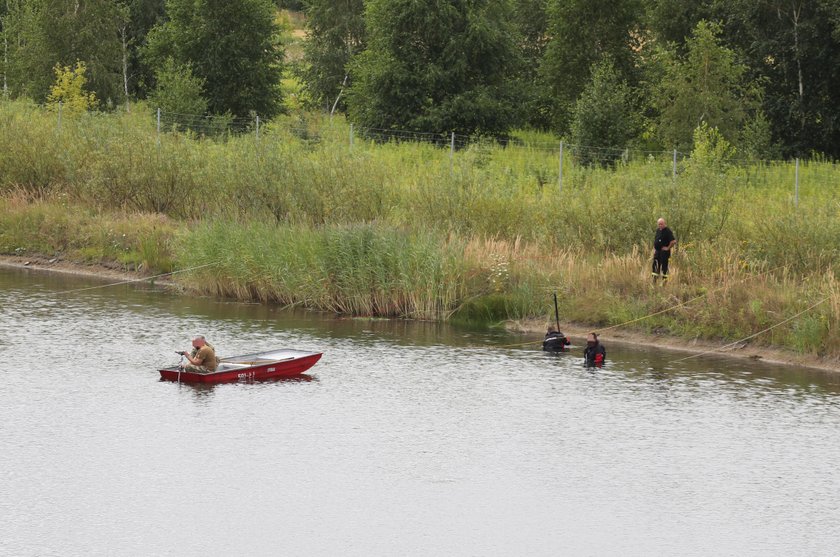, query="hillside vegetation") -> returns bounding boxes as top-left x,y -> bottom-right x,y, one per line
1,100 -> 838,357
